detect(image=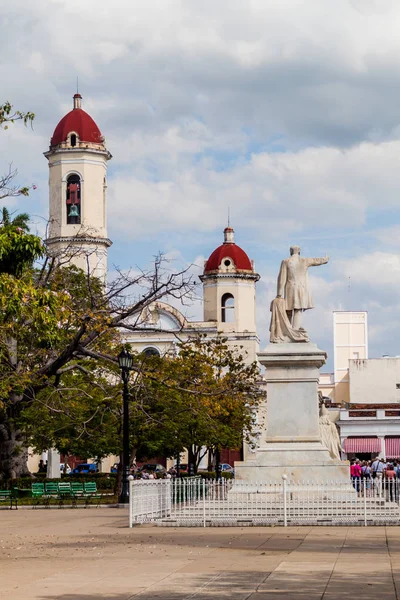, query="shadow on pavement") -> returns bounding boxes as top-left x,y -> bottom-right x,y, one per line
37,568 -> 398,600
